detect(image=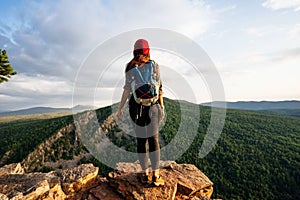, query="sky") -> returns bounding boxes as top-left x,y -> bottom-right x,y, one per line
0,0 -> 300,111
